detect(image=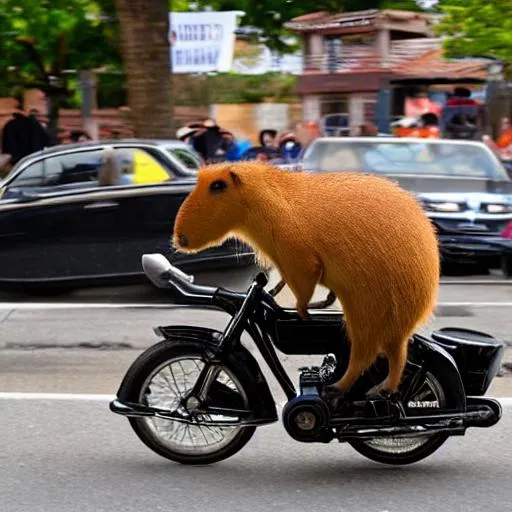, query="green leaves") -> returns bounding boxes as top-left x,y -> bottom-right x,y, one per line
0,0 -> 121,91
435,0 -> 512,74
